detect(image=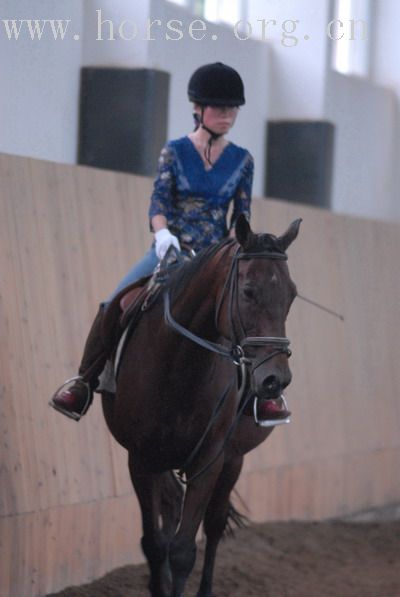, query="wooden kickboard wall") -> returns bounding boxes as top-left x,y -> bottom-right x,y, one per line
0,153 -> 399,596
